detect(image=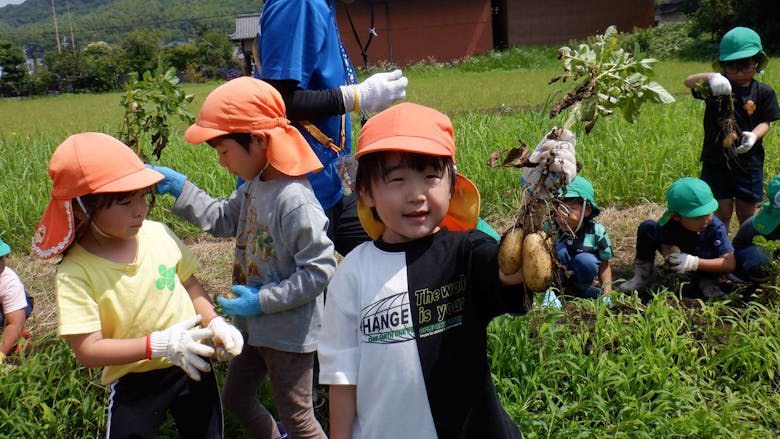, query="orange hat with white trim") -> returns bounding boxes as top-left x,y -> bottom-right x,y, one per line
356,102 -> 480,240
184,77 -> 323,176
32,132 -> 164,260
